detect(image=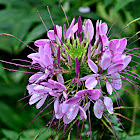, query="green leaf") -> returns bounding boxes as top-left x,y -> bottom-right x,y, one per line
0,82 -> 26,97
111,0 -> 135,16
17,129 -> 54,140
0,62 -> 9,83
12,22 -> 32,53
2,129 -> 19,140
0,9 -> 26,22
0,102 -> 24,131
125,135 -> 140,140
104,0 -> 114,7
